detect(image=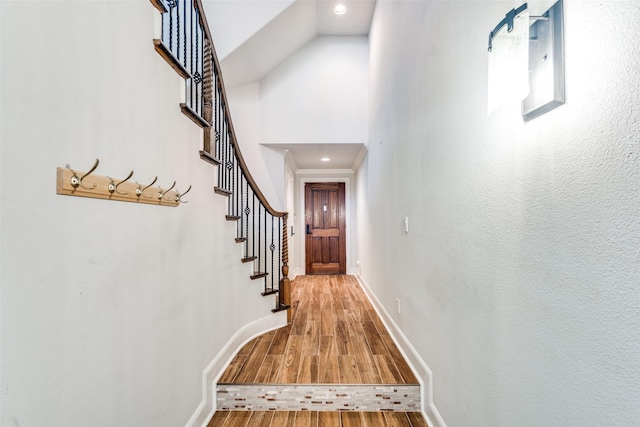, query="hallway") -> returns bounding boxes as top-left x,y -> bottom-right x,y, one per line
208,275 -> 428,426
